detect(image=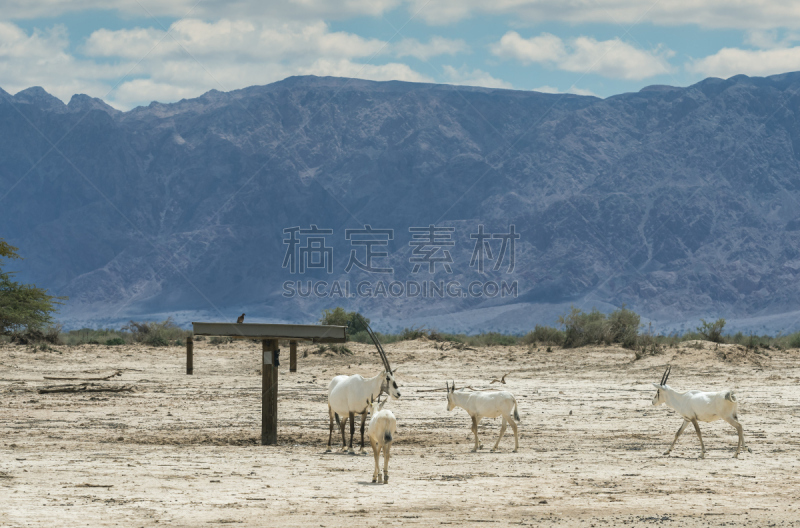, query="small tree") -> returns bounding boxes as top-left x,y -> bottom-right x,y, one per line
0,240 -> 65,335
319,307 -> 369,336
697,318 -> 726,343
